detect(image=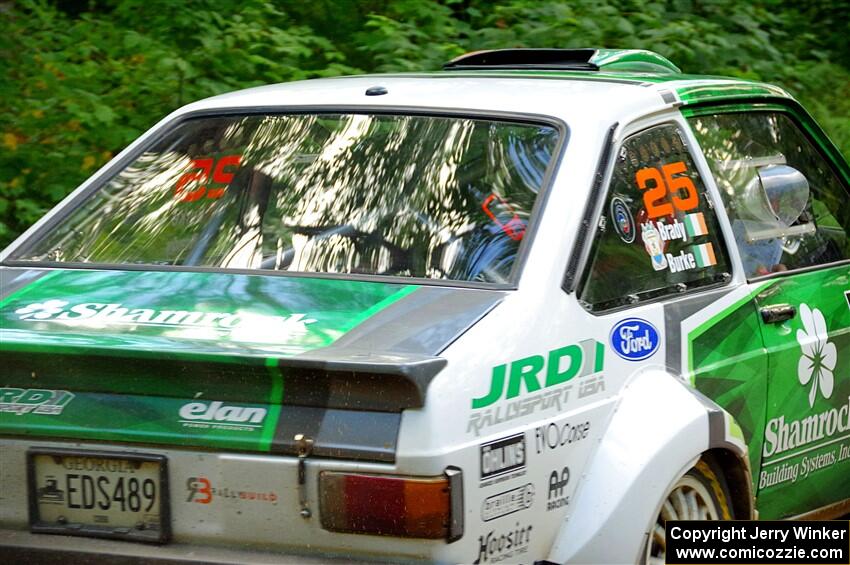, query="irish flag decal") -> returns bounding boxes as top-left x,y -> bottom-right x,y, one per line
684,212 -> 708,237
692,242 -> 717,268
